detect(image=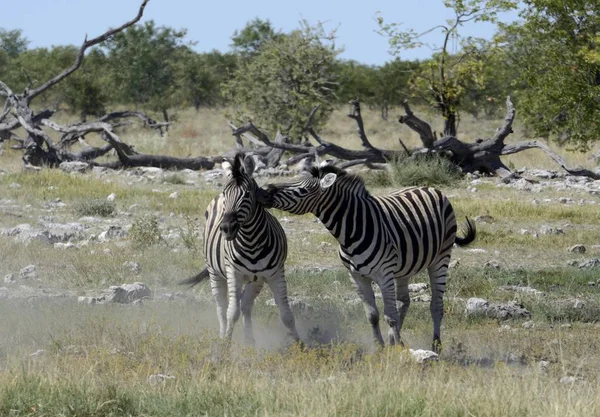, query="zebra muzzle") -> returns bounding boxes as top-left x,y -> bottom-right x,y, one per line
220,219 -> 240,241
